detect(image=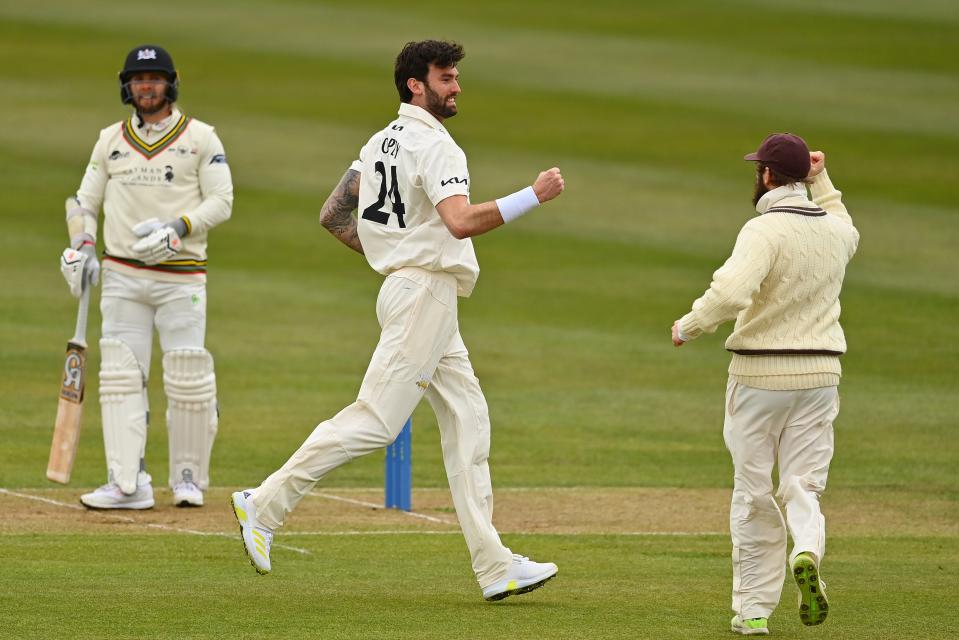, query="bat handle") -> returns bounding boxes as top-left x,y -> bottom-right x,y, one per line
73,287 -> 91,347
